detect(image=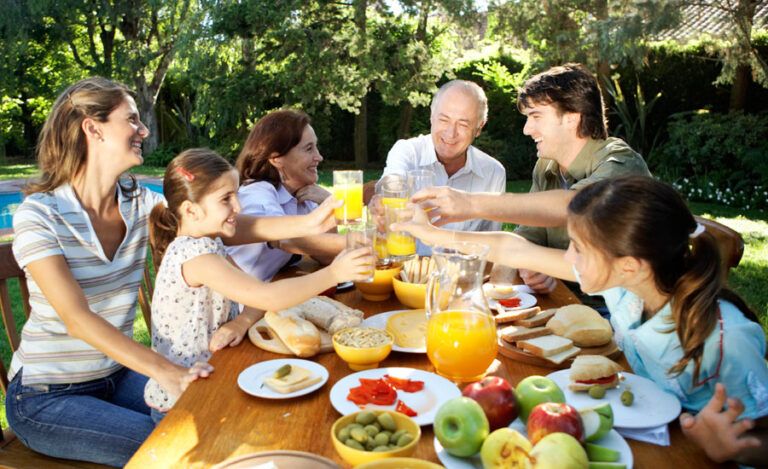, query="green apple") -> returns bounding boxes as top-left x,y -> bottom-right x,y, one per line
480,428 -> 532,469
579,402 -> 614,442
588,463 -> 626,469
585,443 -> 621,463
434,396 -> 490,457
515,375 -> 566,423
530,432 -> 588,469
